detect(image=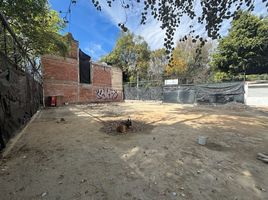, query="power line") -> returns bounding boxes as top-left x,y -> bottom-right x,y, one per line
59,0 -> 77,32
